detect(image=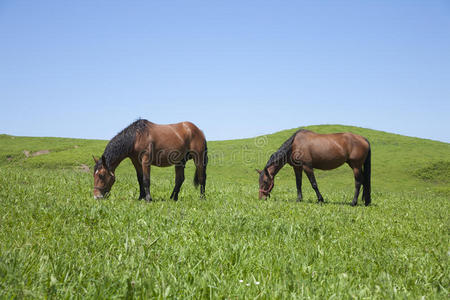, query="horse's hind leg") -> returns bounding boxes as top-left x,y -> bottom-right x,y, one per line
351,167 -> 363,206
193,149 -> 207,199
195,163 -> 206,198
303,166 -> 324,203
170,165 -> 185,201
